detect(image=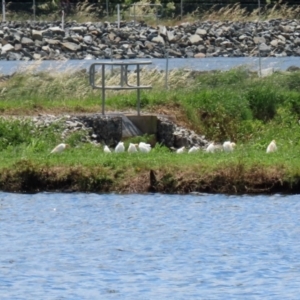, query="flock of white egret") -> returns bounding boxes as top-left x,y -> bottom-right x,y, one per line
50,140 -> 277,155
107,142 -> 152,153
